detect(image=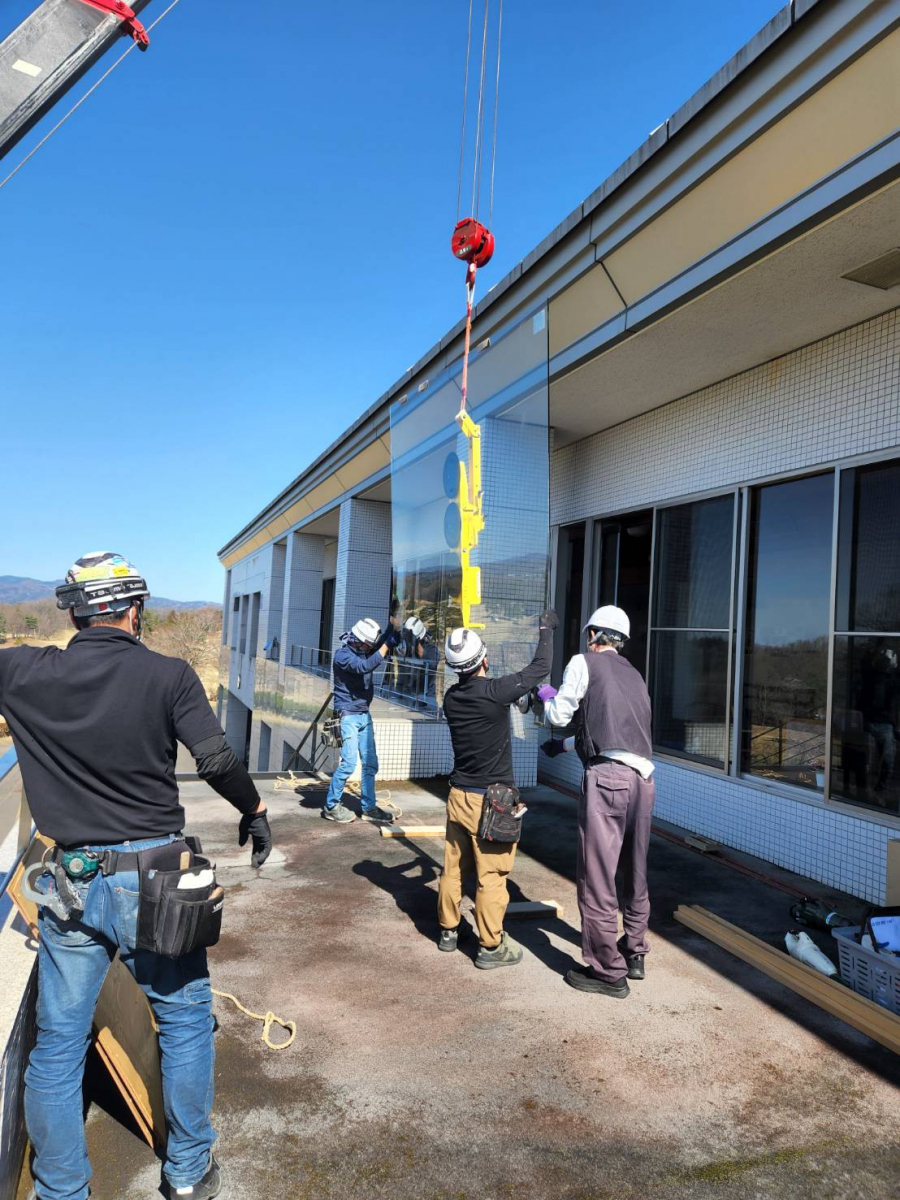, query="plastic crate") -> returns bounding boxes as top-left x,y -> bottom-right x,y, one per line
832,925 -> 900,1014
